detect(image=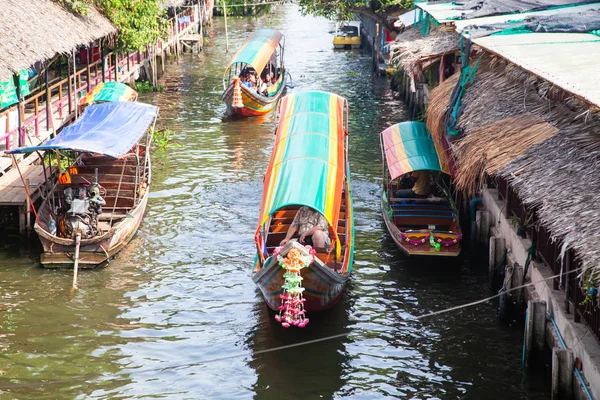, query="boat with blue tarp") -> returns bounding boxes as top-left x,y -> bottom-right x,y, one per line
8,101 -> 158,267
380,121 -> 462,257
